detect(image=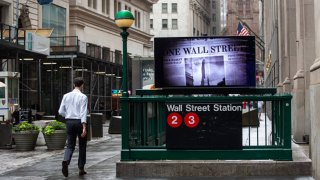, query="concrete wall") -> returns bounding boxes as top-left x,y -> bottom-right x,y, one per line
292,0 -> 314,143
310,60 -> 320,179
310,0 -> 320,178
0,0 -> 13,25
264,0 -> 314,144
